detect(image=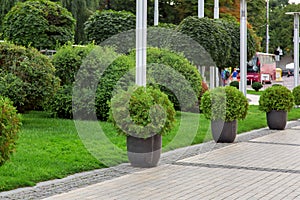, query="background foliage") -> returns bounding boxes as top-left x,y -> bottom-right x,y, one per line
0,42 -> 59,112
2,0 -> 75,50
